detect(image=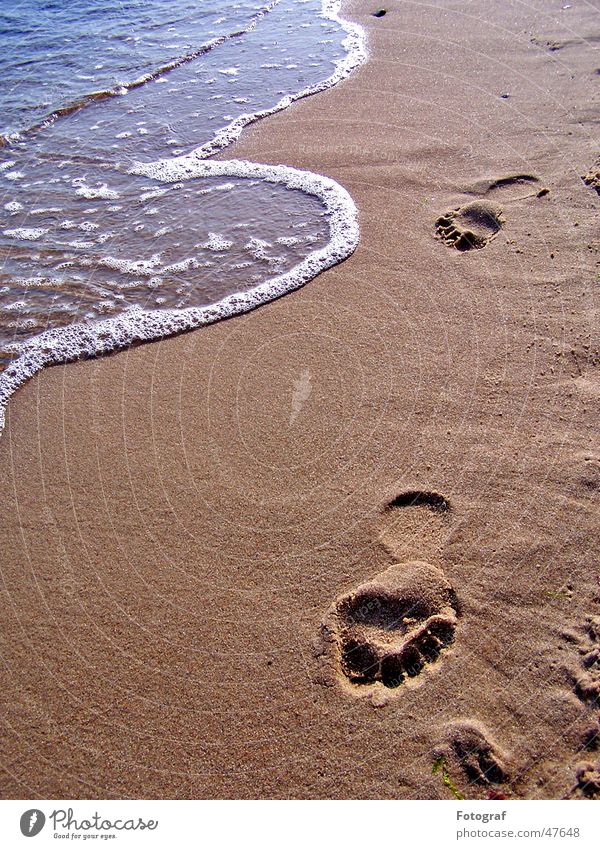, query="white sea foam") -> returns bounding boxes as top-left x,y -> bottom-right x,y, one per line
189,2 -> 366,163
245,236 -> 272,261
3,227 -> 49,241
139,187 -> 169,201
30,207 -> 64,214
197,182 -> 236,195
202,233 -> 234,251
67,240 -> 95,249
75,183 -> 120,200
0,0 -> 367,434
95,254 -> 163,276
